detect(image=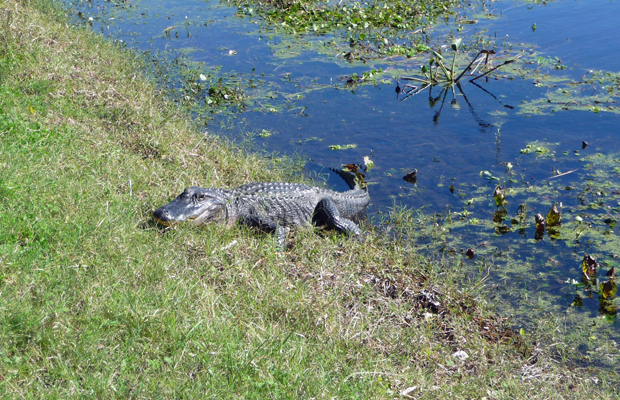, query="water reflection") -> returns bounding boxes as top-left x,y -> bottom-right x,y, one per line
396,77 -> 512,131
